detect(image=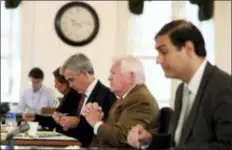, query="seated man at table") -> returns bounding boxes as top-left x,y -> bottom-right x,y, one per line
82,55 -> 160,148
127,19 -> 232,150
18,67 -> 57,114
57,53 -> 116,146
